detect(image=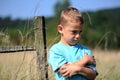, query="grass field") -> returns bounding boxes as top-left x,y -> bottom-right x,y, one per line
0,50 -> 120,80
0,51 -> 37,80
93,49 -> 120,80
